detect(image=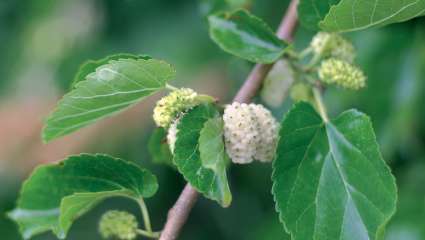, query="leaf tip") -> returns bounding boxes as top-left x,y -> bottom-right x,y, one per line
221,195 -> 232,208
